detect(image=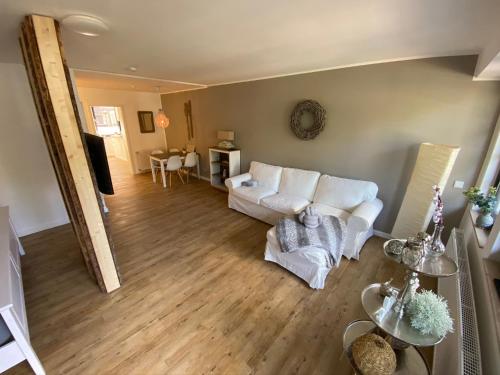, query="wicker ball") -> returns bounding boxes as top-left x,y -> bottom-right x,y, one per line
352,334 -> 396,375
